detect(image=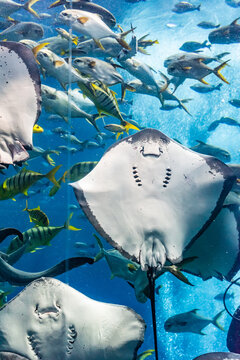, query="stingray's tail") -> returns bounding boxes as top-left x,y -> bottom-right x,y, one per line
147,269 -> 159,360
